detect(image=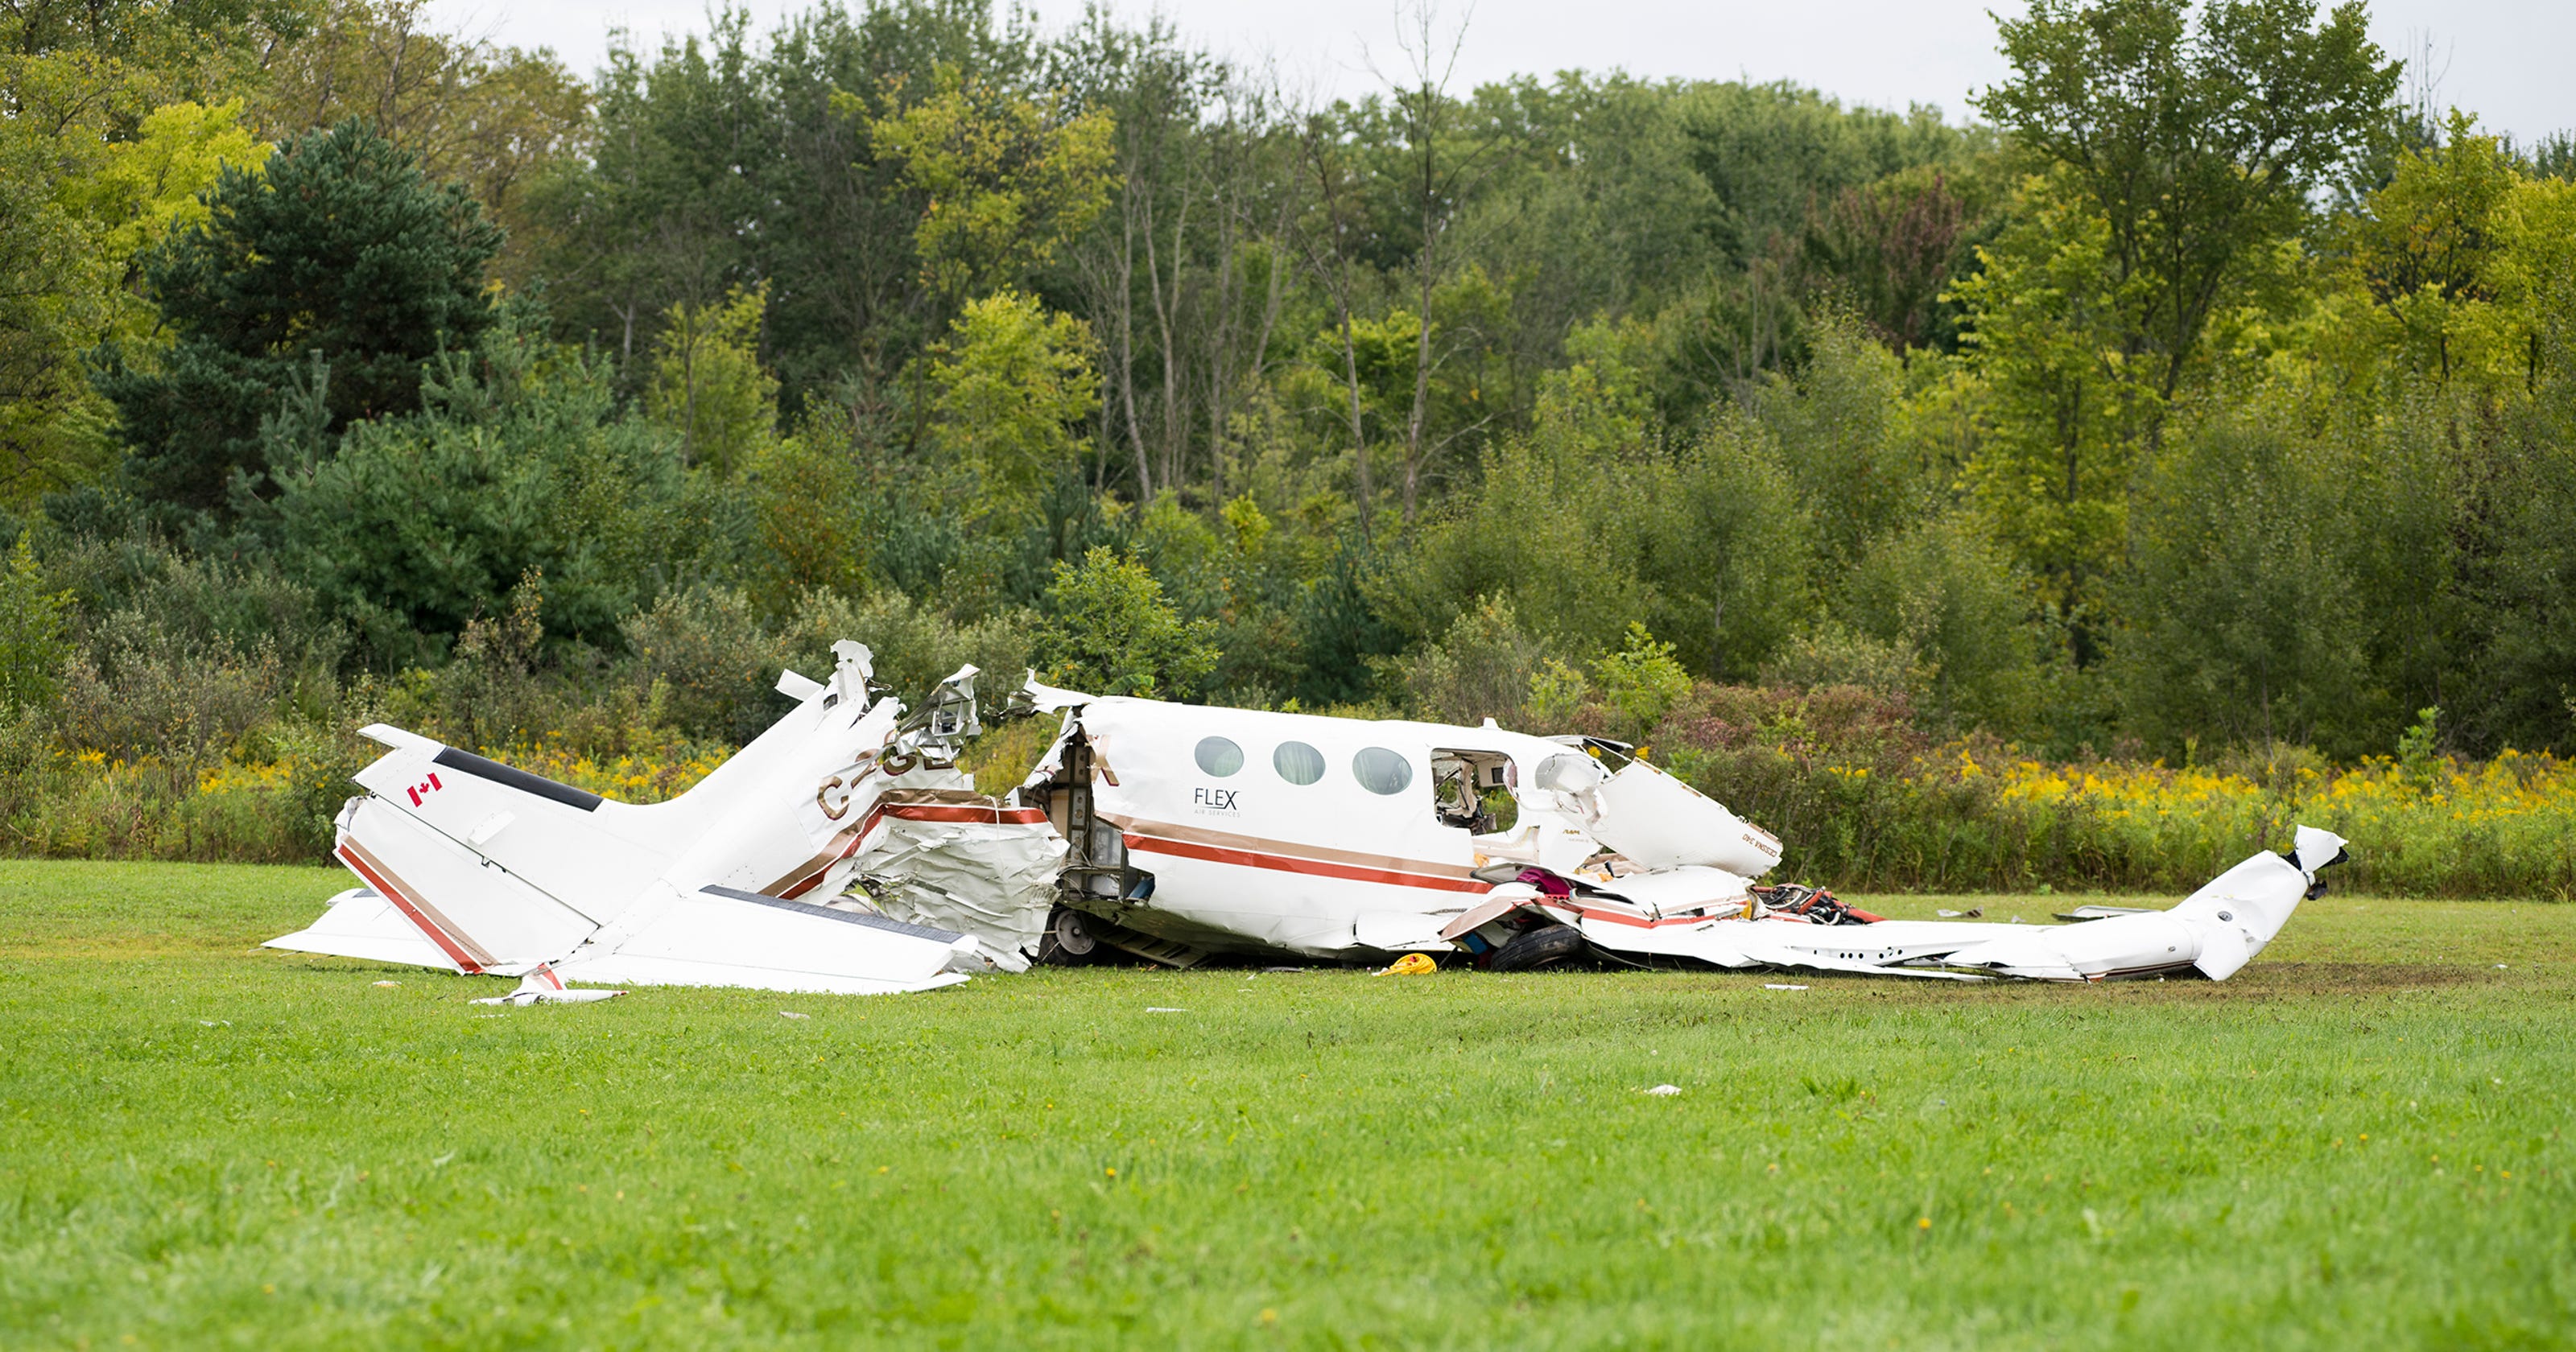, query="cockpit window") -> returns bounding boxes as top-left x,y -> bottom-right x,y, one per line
1195,736 -> 1245,777
1272,740 -> 1325,785
1352,746 -> 1414,796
